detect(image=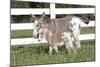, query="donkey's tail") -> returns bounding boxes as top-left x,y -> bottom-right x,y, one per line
79,16 -> 89,24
